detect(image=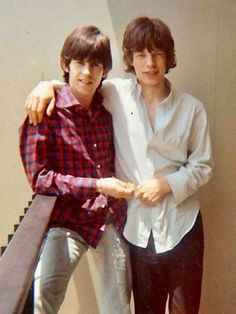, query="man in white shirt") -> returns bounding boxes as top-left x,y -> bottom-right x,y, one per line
25,16 -> 213,314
